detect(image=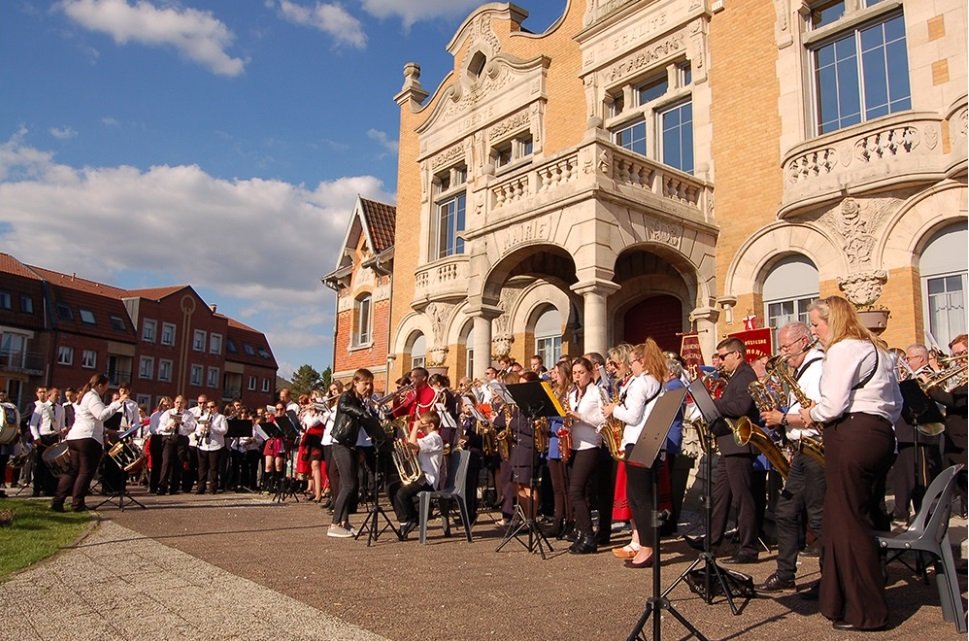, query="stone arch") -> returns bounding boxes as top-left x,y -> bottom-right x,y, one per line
724,222 -> 846,296
480,242 -> 578,303
879,182 -> 968,269
391,312 -> 434,356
